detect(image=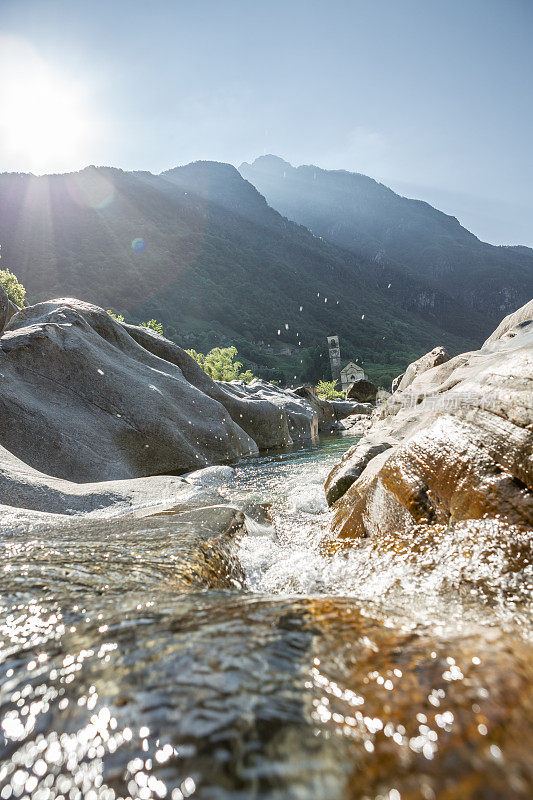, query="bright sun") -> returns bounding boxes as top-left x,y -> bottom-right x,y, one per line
0,37 -> 98,174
